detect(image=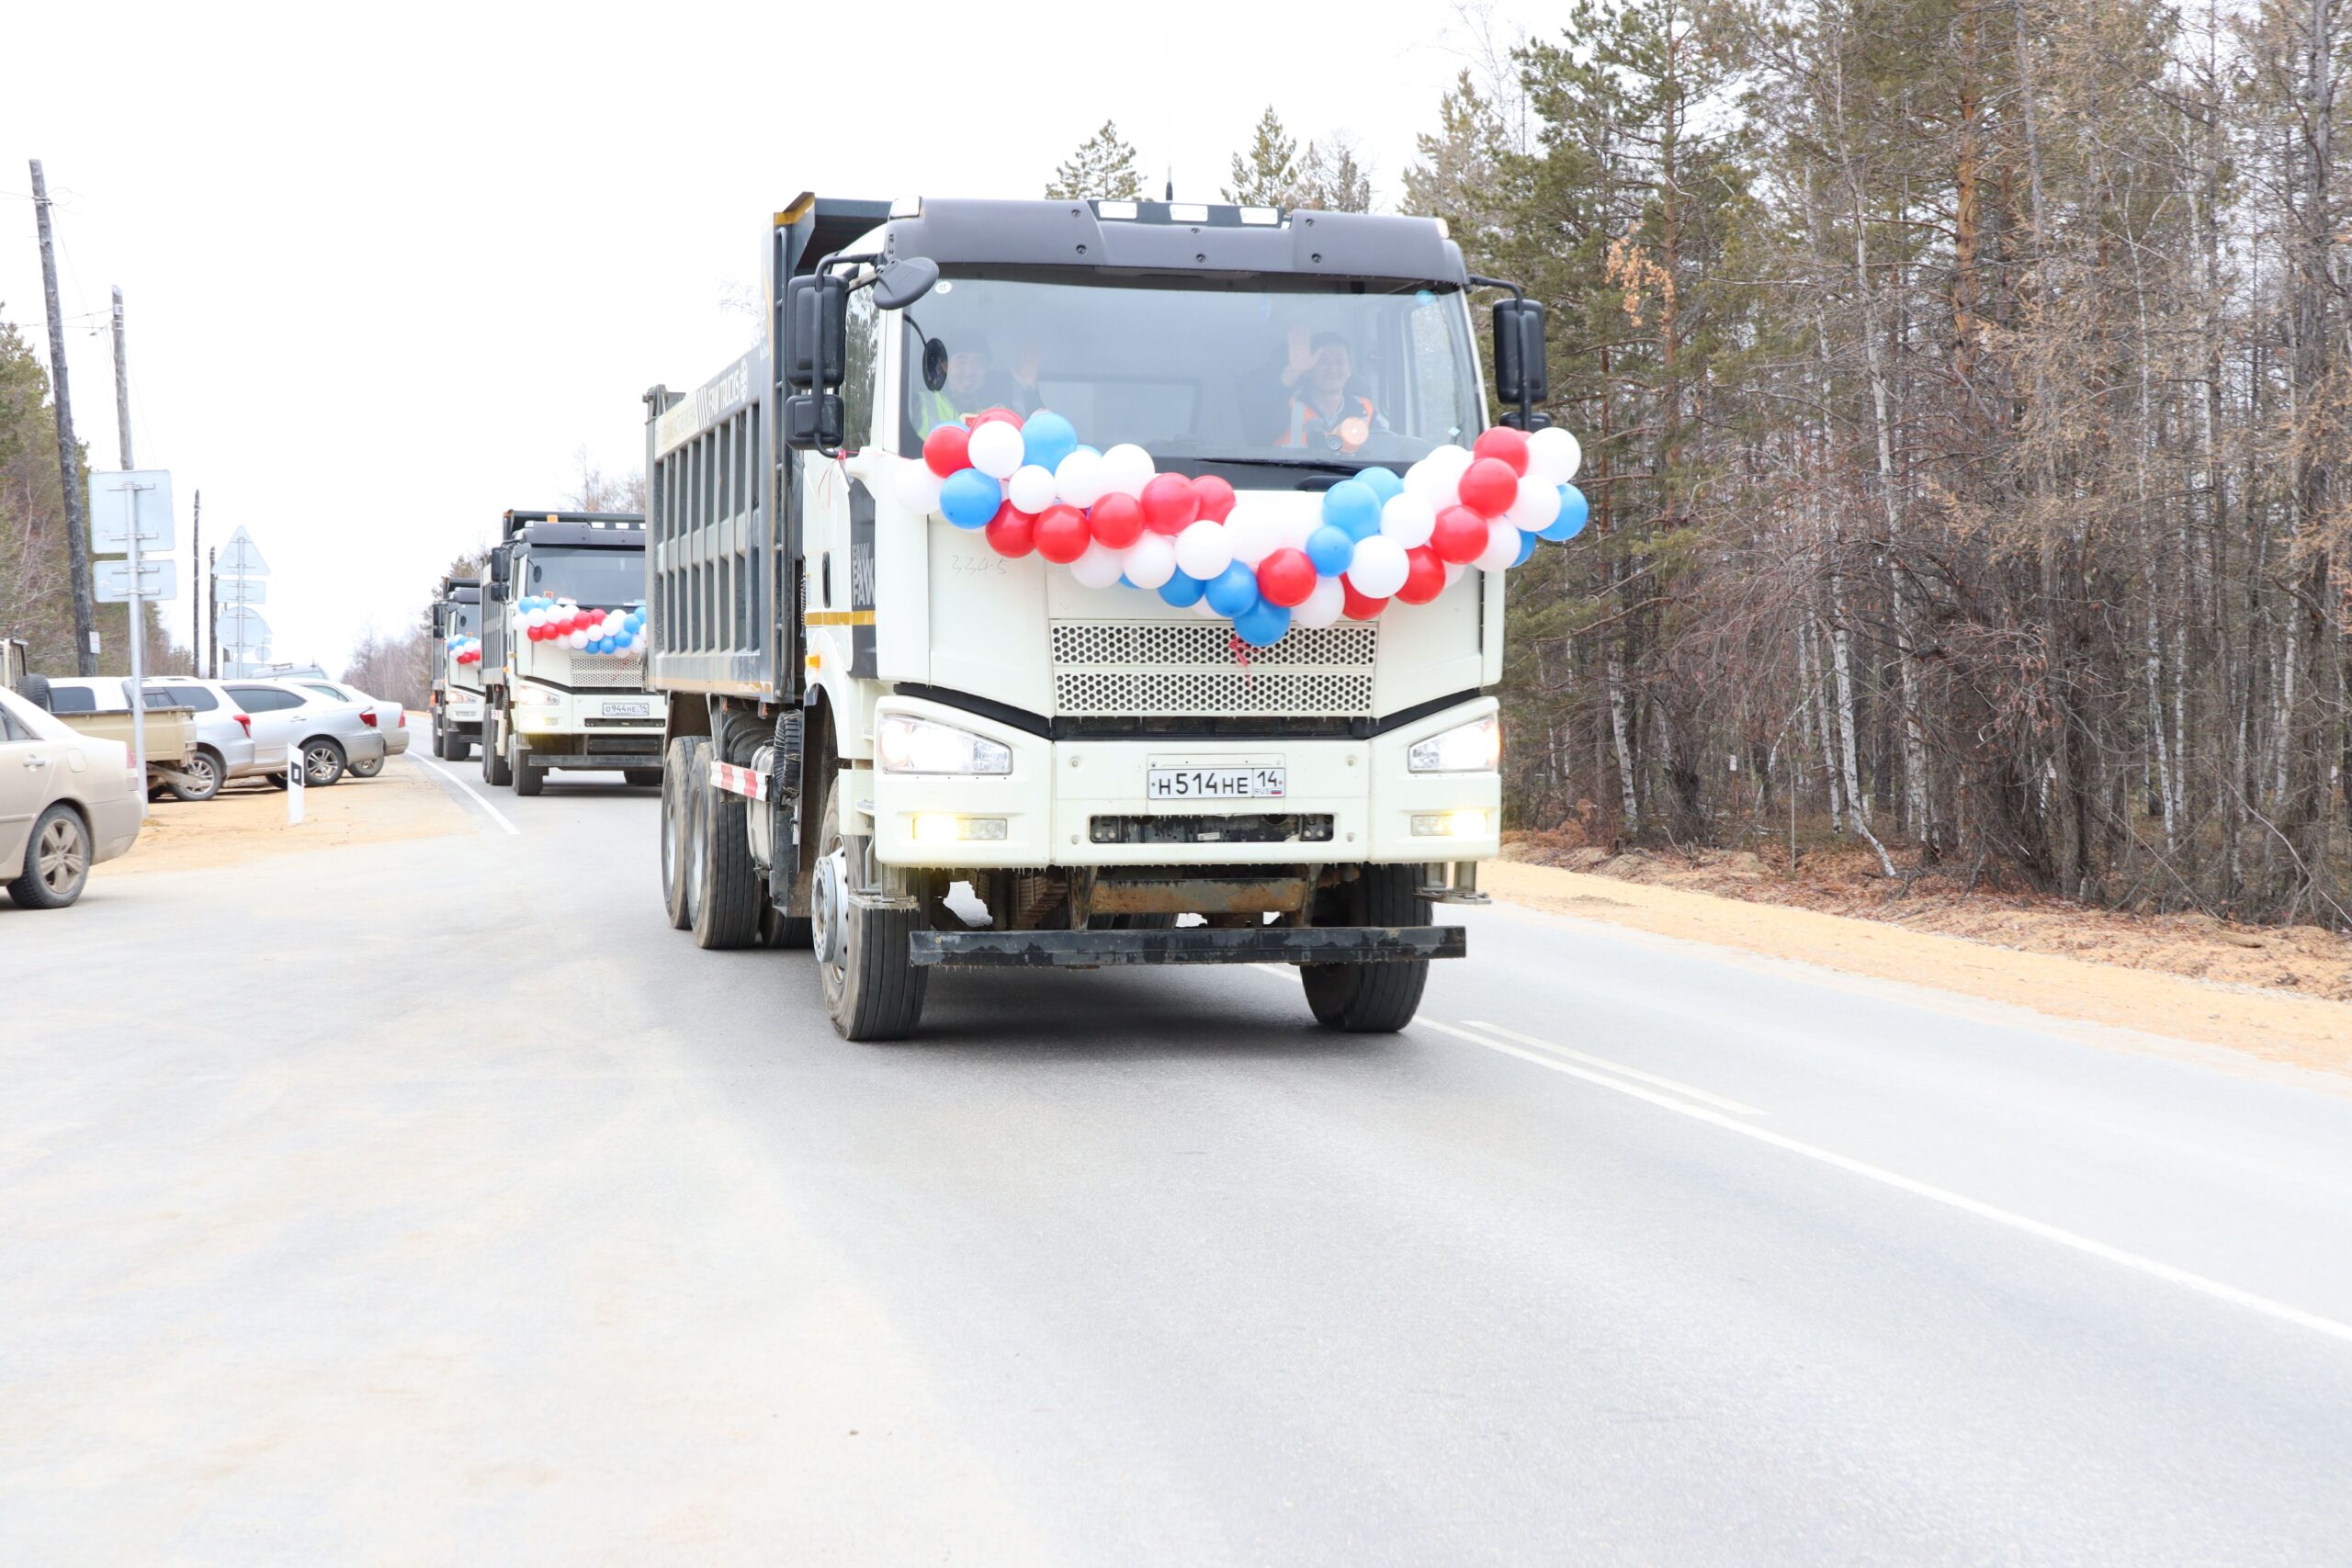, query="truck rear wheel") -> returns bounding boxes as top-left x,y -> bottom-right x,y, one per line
660,736 -> 703,931
811,773 -> 926,1041
1300,864 -> 1431,1033
692,734 -> 762,951
481,708 -> 512,787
